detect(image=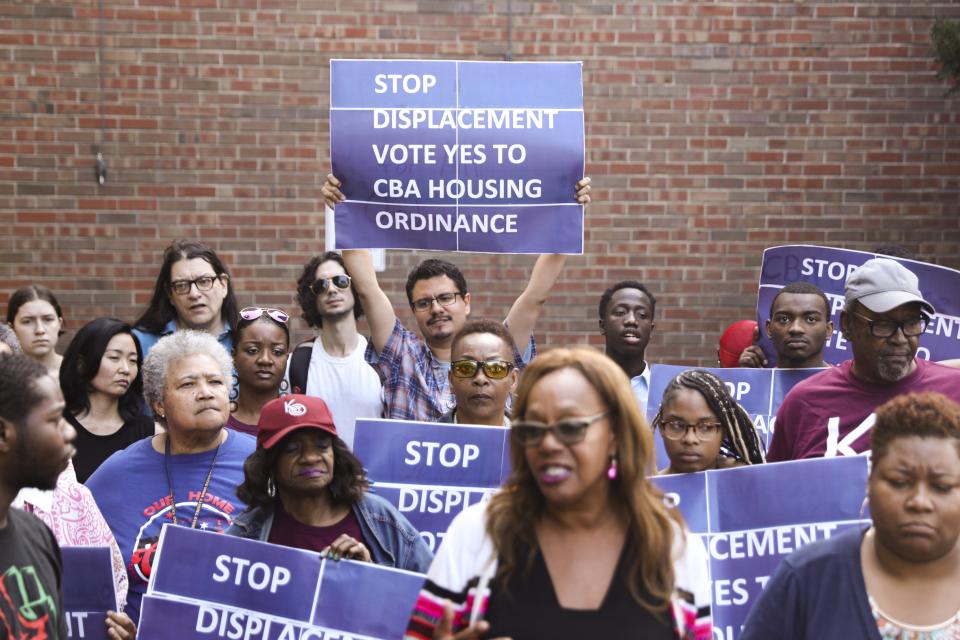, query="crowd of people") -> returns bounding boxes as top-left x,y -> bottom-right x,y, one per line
2,174 -> 960,639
